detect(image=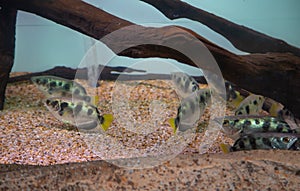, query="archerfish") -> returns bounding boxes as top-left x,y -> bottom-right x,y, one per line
31,75 -> 93,103
220,133 -> 300,153
170,72 -> 200,98
235,94 -> 265,116
218,116 -> 299,140
45,97 -> 113,131
169,89 -> 211,133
